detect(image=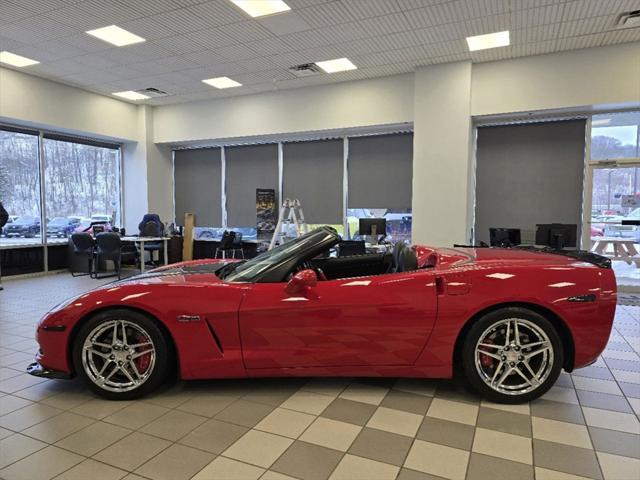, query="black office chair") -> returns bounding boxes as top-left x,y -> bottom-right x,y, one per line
94,232 -> 135,279
141,220 -> 162,267
338,241 -> 366,257
215,231 -> 244,259
70,233 -> 95,277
